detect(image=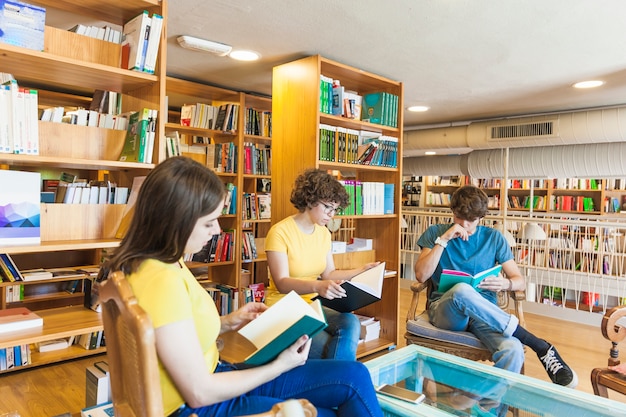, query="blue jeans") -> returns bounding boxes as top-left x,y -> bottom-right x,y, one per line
309,307 -> 360,360
428,283 -> 524,373
179,360 -> 383,417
